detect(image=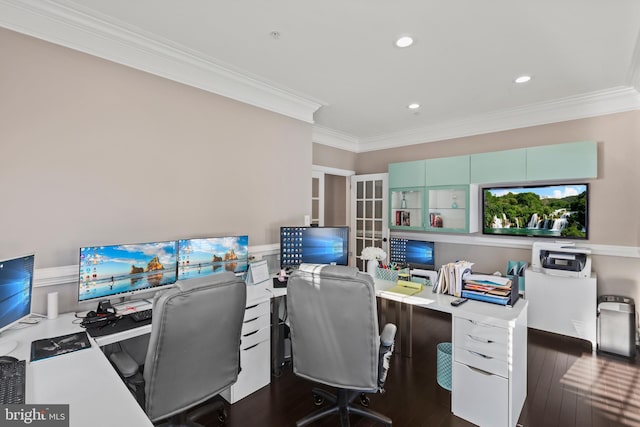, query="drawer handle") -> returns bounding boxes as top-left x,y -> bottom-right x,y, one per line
467,365 -> 494,376
244,316 -> 260,324
468,334 -> 493,344
243,330 -> 259,337
243,343 -> 260,351
246,304 -> 259,310
467,350 -> 493,360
